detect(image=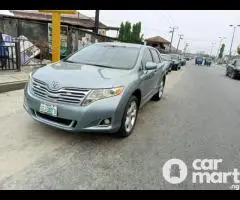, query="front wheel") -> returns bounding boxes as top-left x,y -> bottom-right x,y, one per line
116,96 -> 139,138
